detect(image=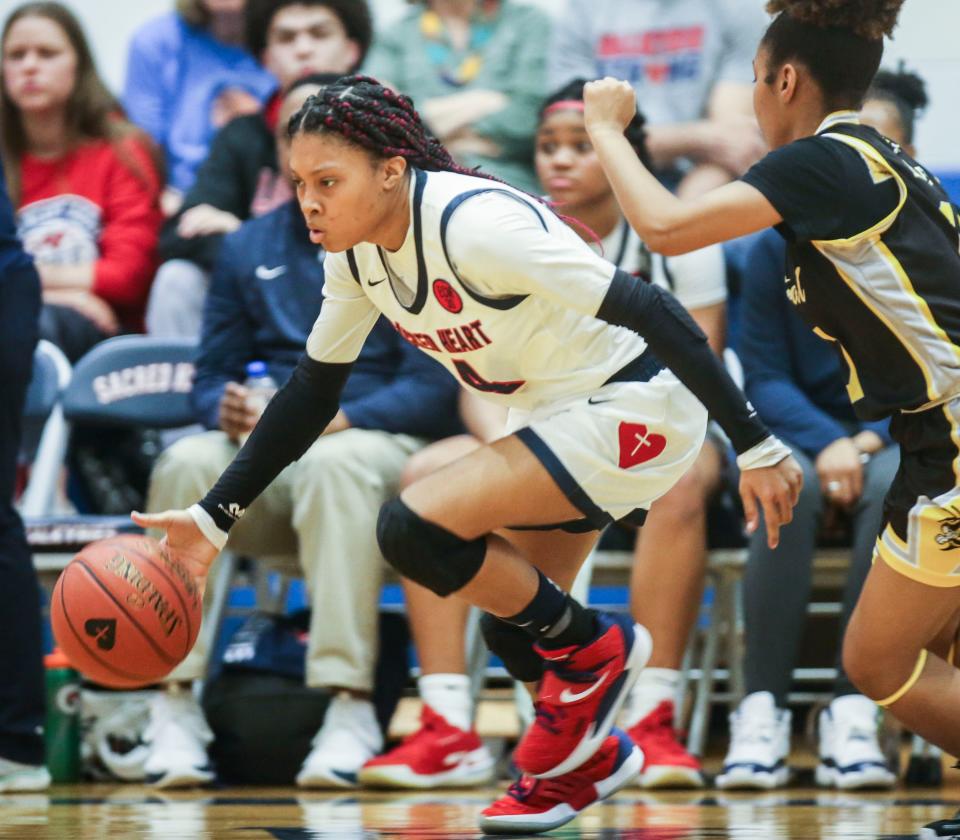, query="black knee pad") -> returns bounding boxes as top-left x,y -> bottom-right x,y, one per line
376,498 -> 486,597
480,612 -> 543,683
